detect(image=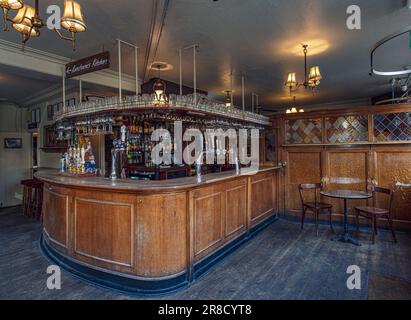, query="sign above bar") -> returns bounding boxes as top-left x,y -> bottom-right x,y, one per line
65,52 -> 110,79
